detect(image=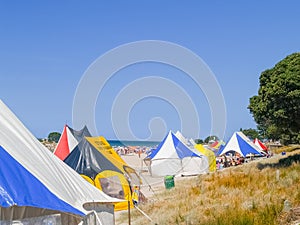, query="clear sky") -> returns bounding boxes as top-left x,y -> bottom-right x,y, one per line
0,1 -> 299,141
